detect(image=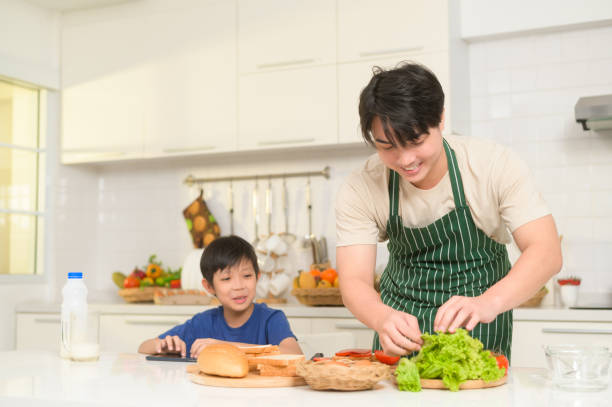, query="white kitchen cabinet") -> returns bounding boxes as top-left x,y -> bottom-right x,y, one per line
511,320 -> 612,368
311,318 -> 375,349
237,0 -> 336,74
238,65 -> 338,149
287,317 -> 312,336
15,313 -> 62,352
99,314 -> 190,353
337,0 -> 448,63
61,0 -> 237,163
338,52 -> 451,143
